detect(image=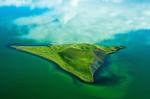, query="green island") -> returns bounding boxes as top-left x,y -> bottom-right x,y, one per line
11,43 -> 124,83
